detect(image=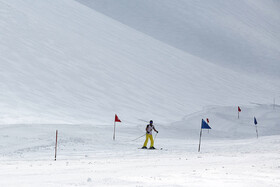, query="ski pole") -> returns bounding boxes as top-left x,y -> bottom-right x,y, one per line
154,132 -> 158,142
131,134 -> 146,141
